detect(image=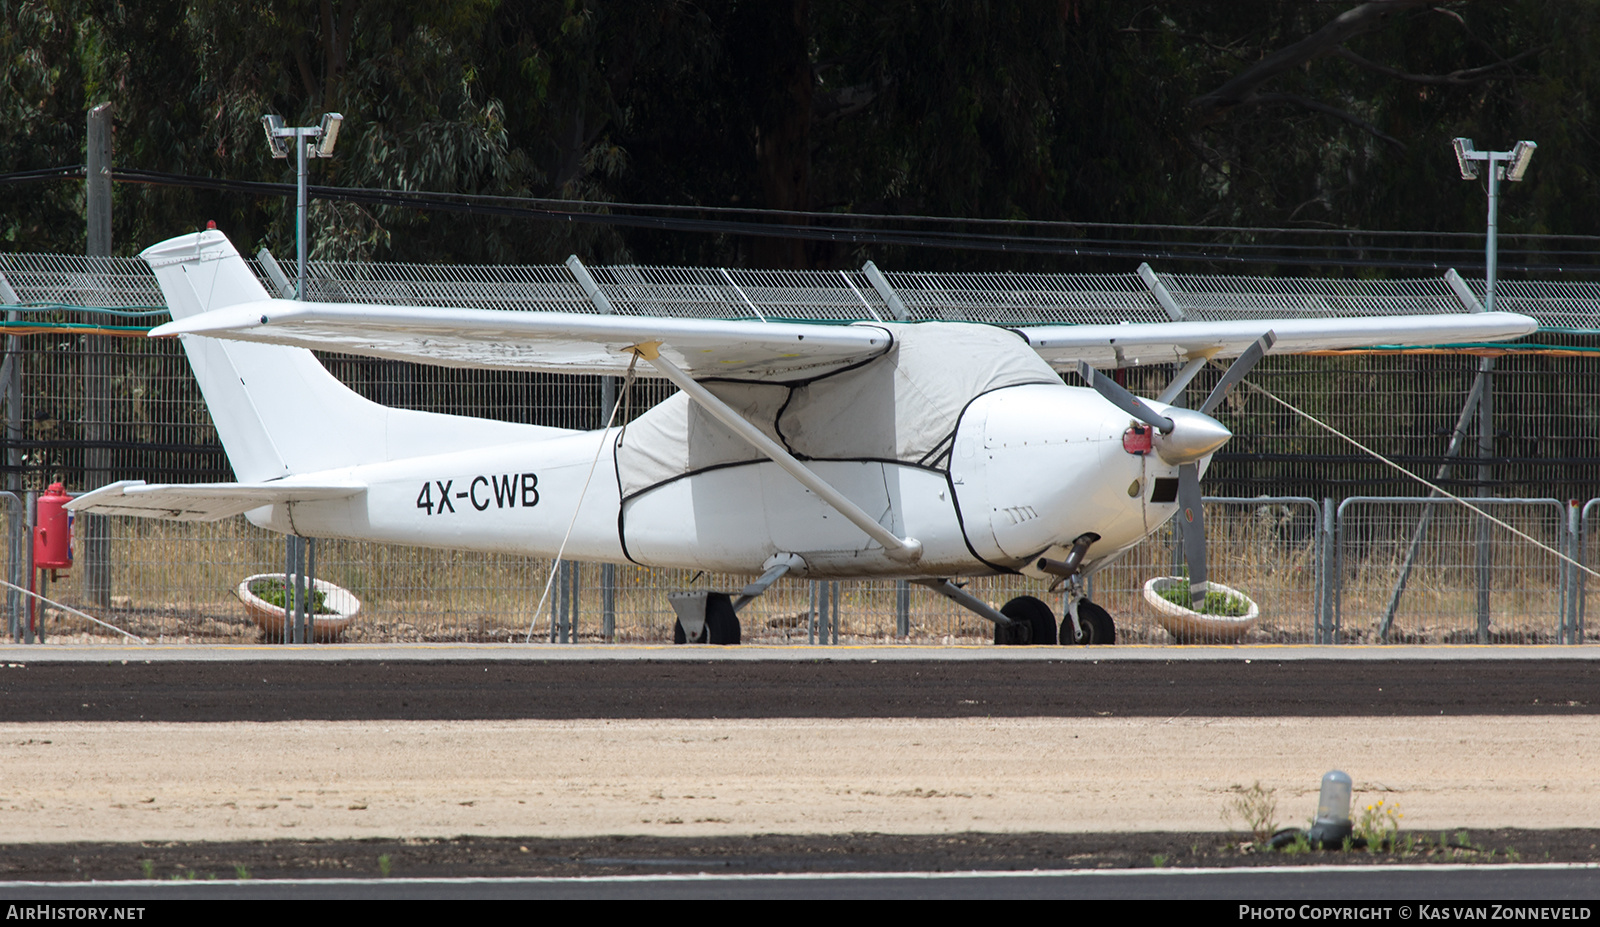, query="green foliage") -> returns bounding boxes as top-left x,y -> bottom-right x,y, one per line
1158,581 -> 1250,617
7,1 -> 1600,271
250,578 -> 333,615
1222,780 -> 1278,844
1354,796 -> 1404,849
